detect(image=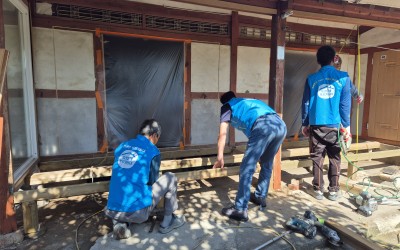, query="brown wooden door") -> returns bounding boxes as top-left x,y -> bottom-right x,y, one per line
368,50 -> 400,141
